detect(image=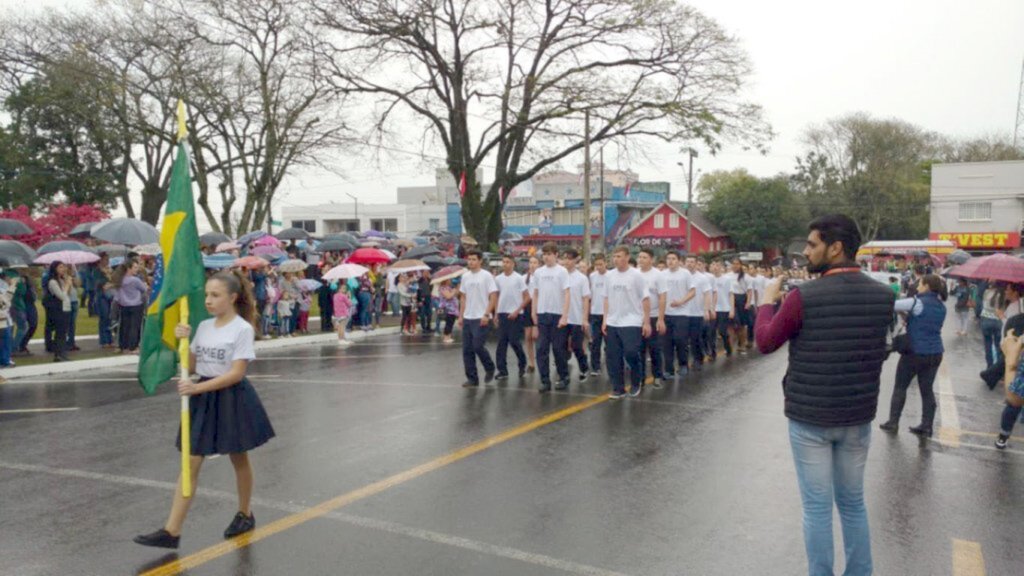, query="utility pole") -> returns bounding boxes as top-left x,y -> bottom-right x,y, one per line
599,146 -> 605,253
1015,58 -> 1024,150
685,148 -> 698,254
345,192 -> 359,231
582,110 -> 592,262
